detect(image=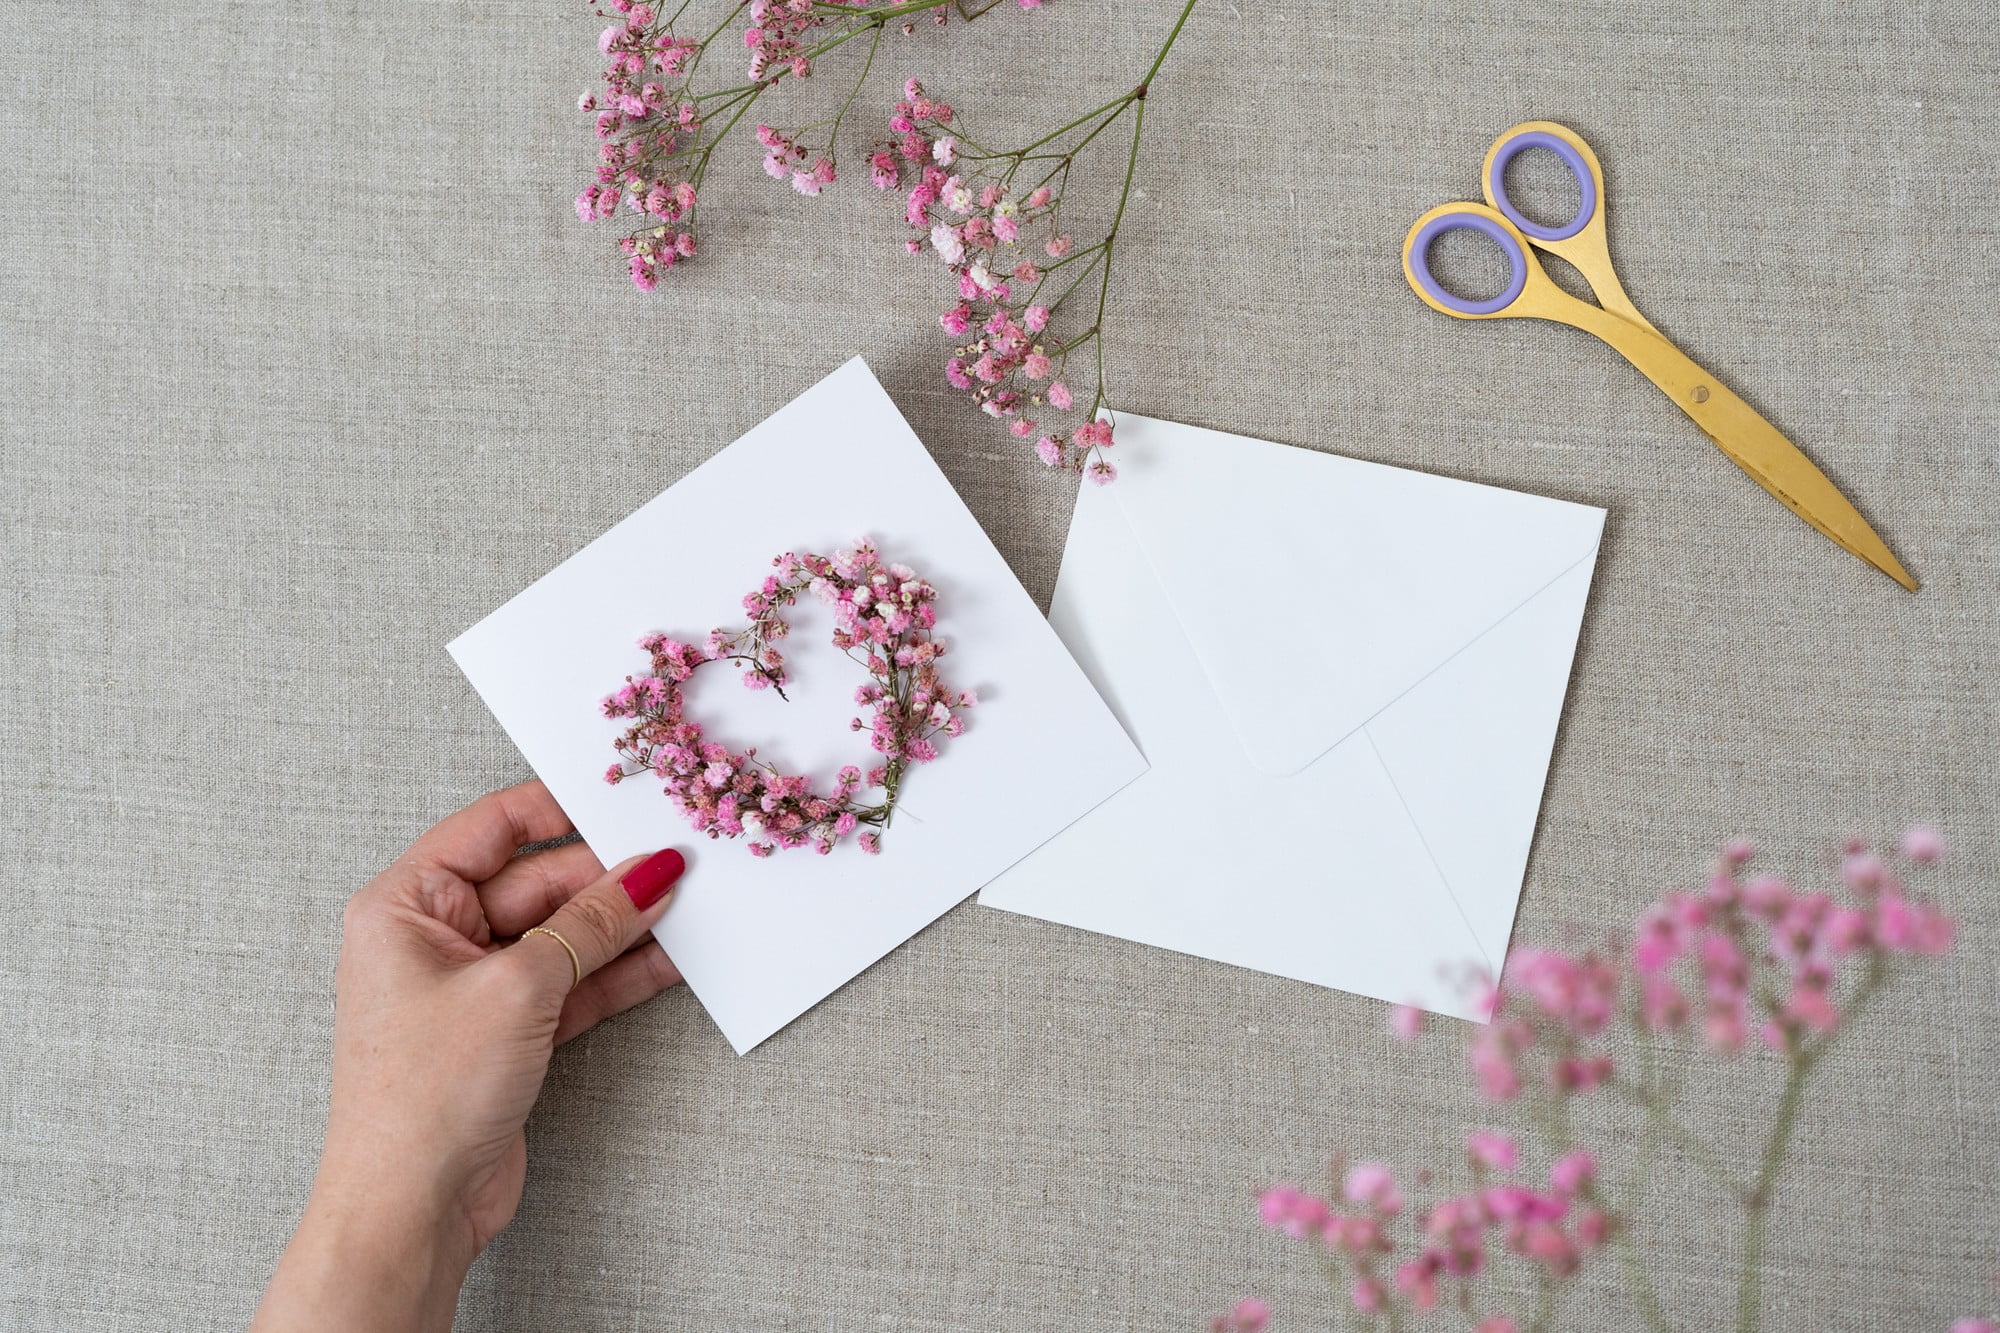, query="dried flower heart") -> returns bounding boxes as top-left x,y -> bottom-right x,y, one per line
601,539 -> 974,857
